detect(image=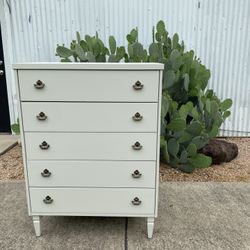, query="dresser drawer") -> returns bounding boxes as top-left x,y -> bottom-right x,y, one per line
18,70 -> 159,102
30,188 -> 155,215
27,161 -> 156,188
25,132 -> 157,160
21,103 -> 158,132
